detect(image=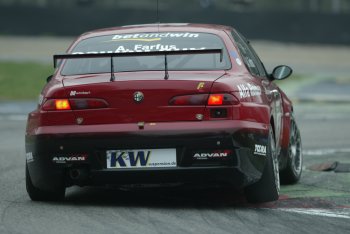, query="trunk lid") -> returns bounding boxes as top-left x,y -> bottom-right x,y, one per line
62,71 -> 225,125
